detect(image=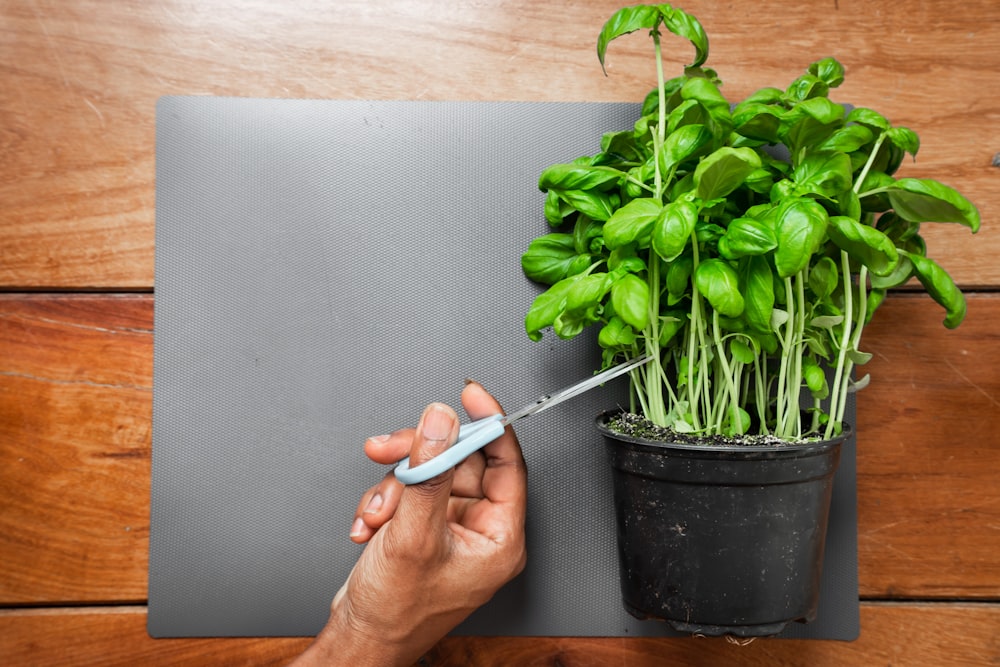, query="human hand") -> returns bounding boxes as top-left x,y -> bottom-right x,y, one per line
293,382 -> 527,666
